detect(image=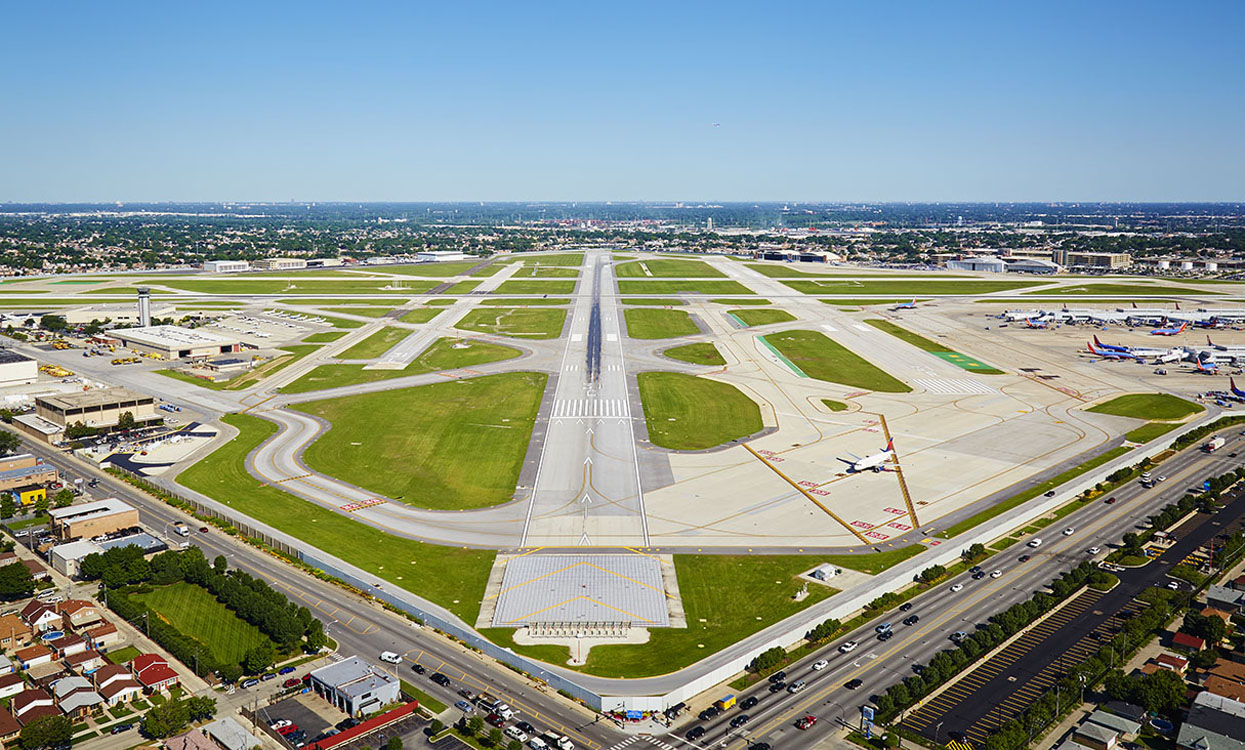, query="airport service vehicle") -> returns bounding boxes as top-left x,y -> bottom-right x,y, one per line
842,438 -> 896,473
1028,538 -> 1043,548
811,659 -> 829,670
950,583 -> 964,592
796,716 -> 818,730
379,651 -> 402,664
505,727 -> 528,743
1205,437 -> 1226,452
839,641 -> 858,653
